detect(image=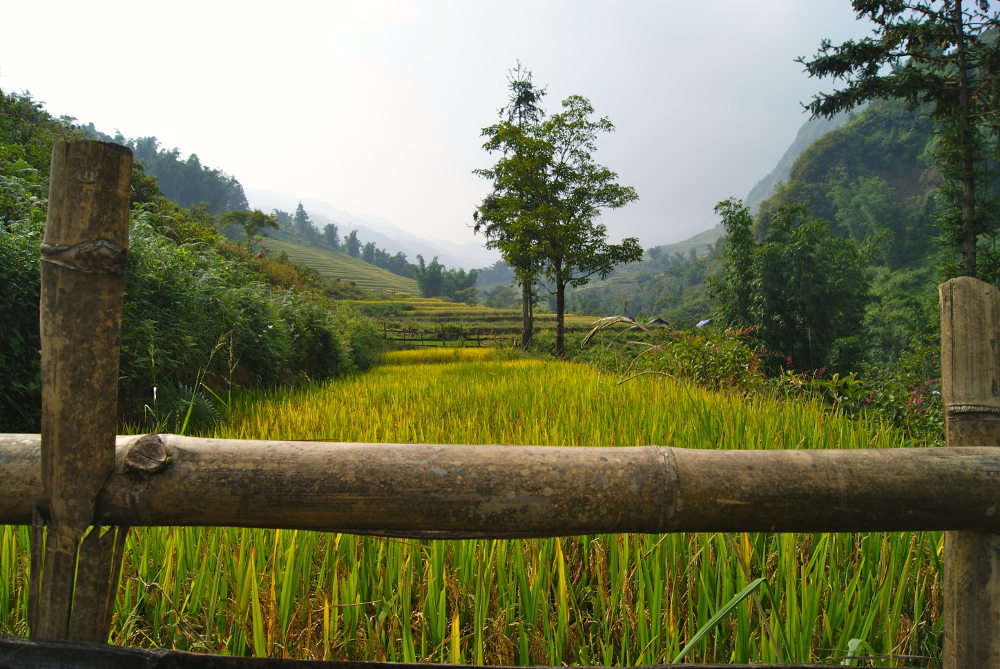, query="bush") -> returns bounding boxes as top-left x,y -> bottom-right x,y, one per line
0,217 -> 44,430
0,147 -> 47,430
3,198 -> 384,431
581,322 -> 767,391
